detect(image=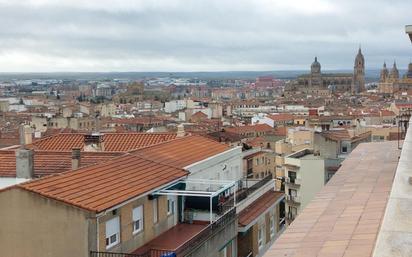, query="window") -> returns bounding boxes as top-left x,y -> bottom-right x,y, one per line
167,196 -> 175,215
341,145 -> 348,153
258,225 -> 265,250
132,205 -> 143,234
153,198 -> 158,224
105,217 -> 120,249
